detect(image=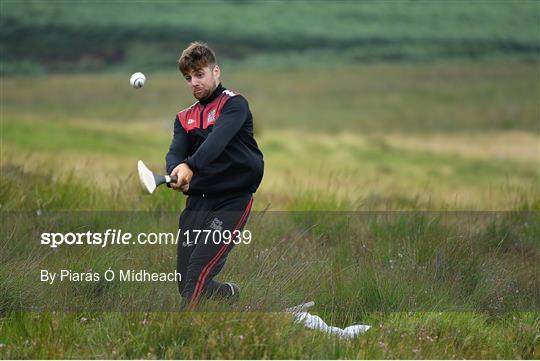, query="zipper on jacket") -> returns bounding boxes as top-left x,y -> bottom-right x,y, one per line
199,105 -> 206,129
